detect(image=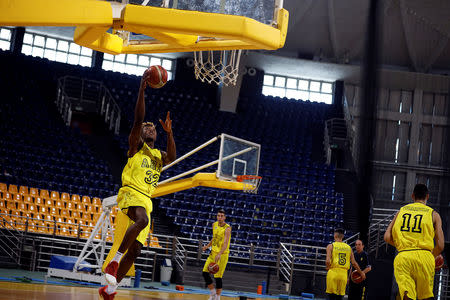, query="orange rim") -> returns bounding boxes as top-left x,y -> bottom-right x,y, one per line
236,175 -> 262,182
